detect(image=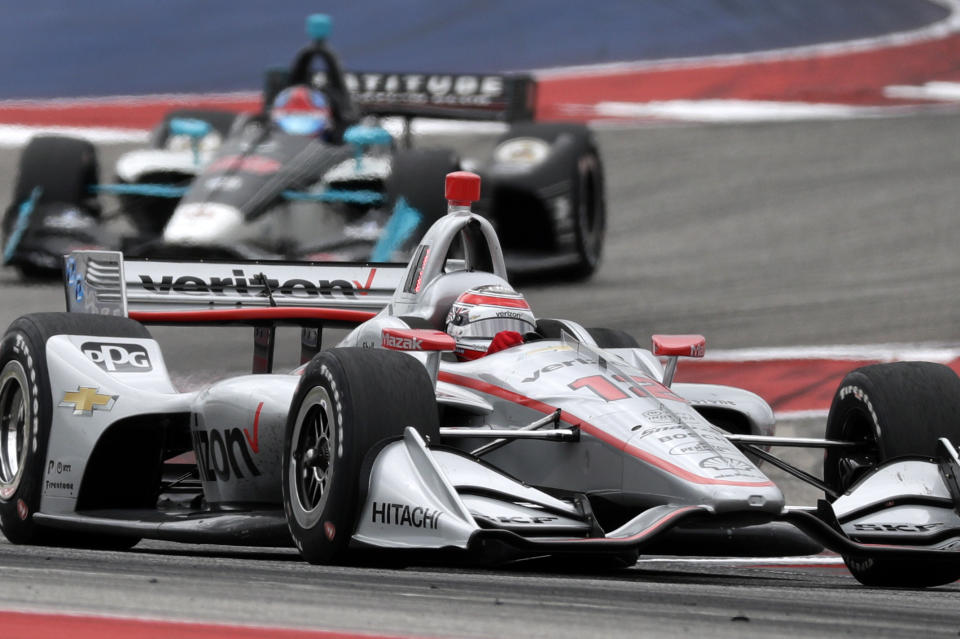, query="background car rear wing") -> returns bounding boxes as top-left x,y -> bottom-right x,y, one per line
64,250 -> 406,371
264,68 -> 536,123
